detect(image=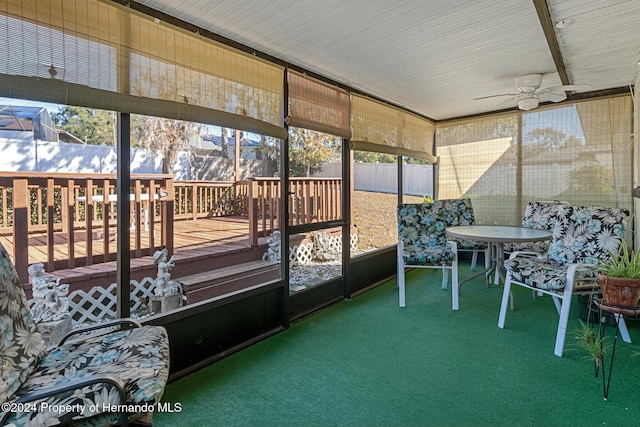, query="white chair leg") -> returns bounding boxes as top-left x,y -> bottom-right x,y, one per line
551,295 -> 562,315
452,264 -> 459,311
471,250 -> 478,271
615,314 -> 632,343
498,274 -> 512,329
554,293 -> 572,357
398,268 -> 406,307
397,245 -> 406,307
441,269 -> 449,289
